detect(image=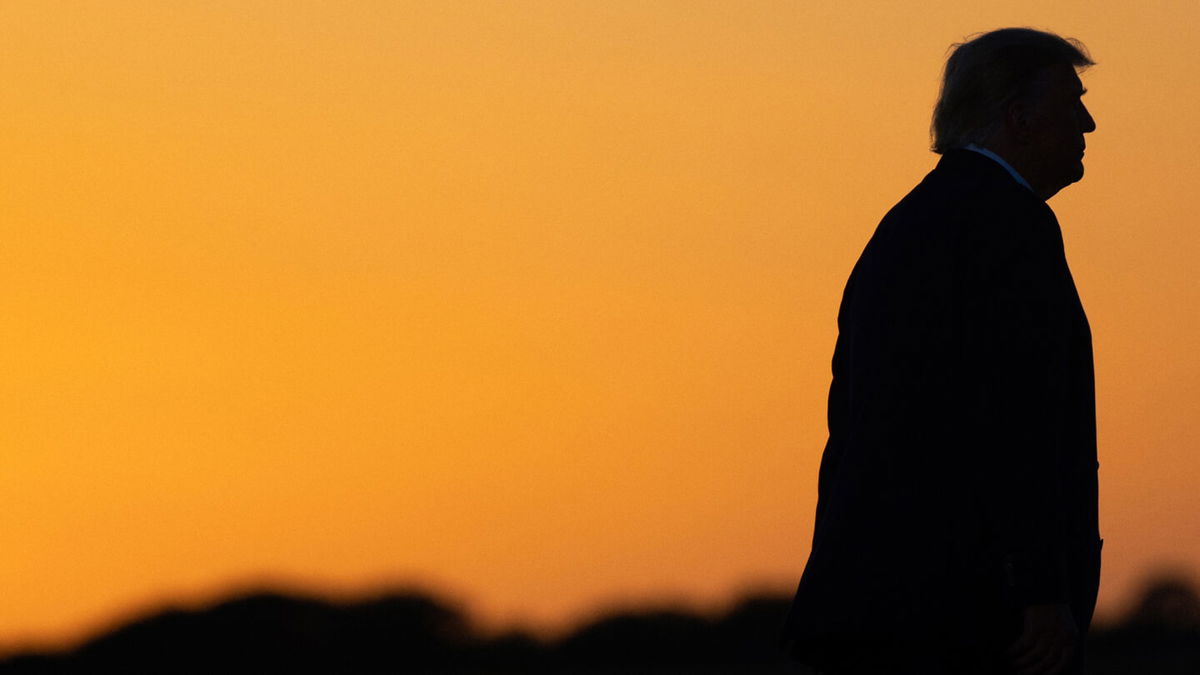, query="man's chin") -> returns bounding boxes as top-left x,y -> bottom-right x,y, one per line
1068,160 -> 1086,184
